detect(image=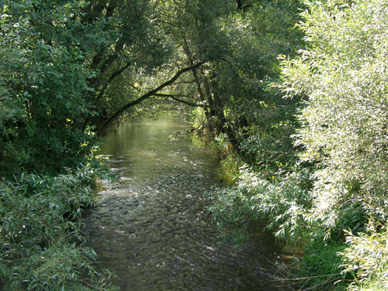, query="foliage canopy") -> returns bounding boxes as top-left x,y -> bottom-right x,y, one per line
3,0 -> 388,289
